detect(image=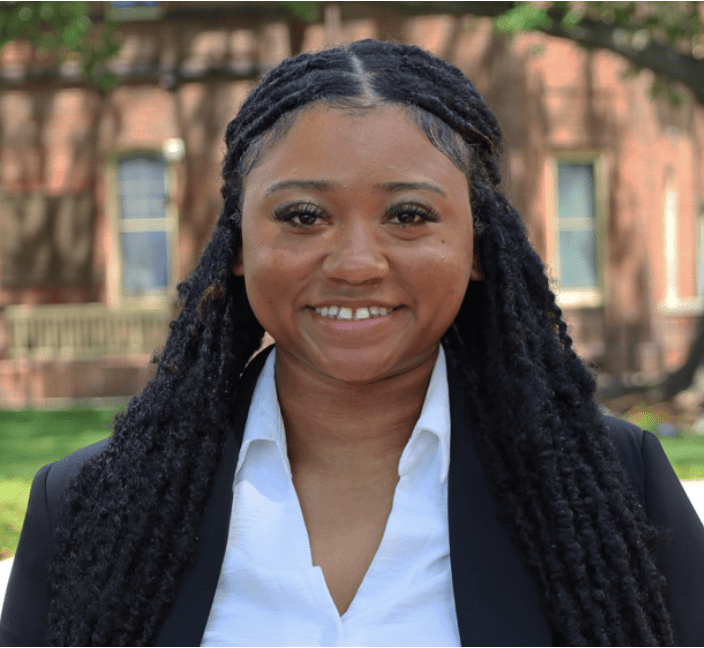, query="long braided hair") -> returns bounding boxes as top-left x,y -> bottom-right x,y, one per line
47,39 -> 674,645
